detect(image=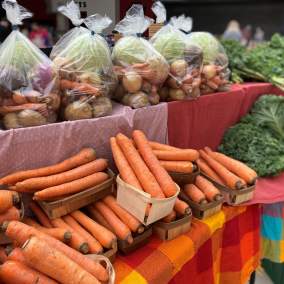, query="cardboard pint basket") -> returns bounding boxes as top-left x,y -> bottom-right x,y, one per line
116,175 -> 180,226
